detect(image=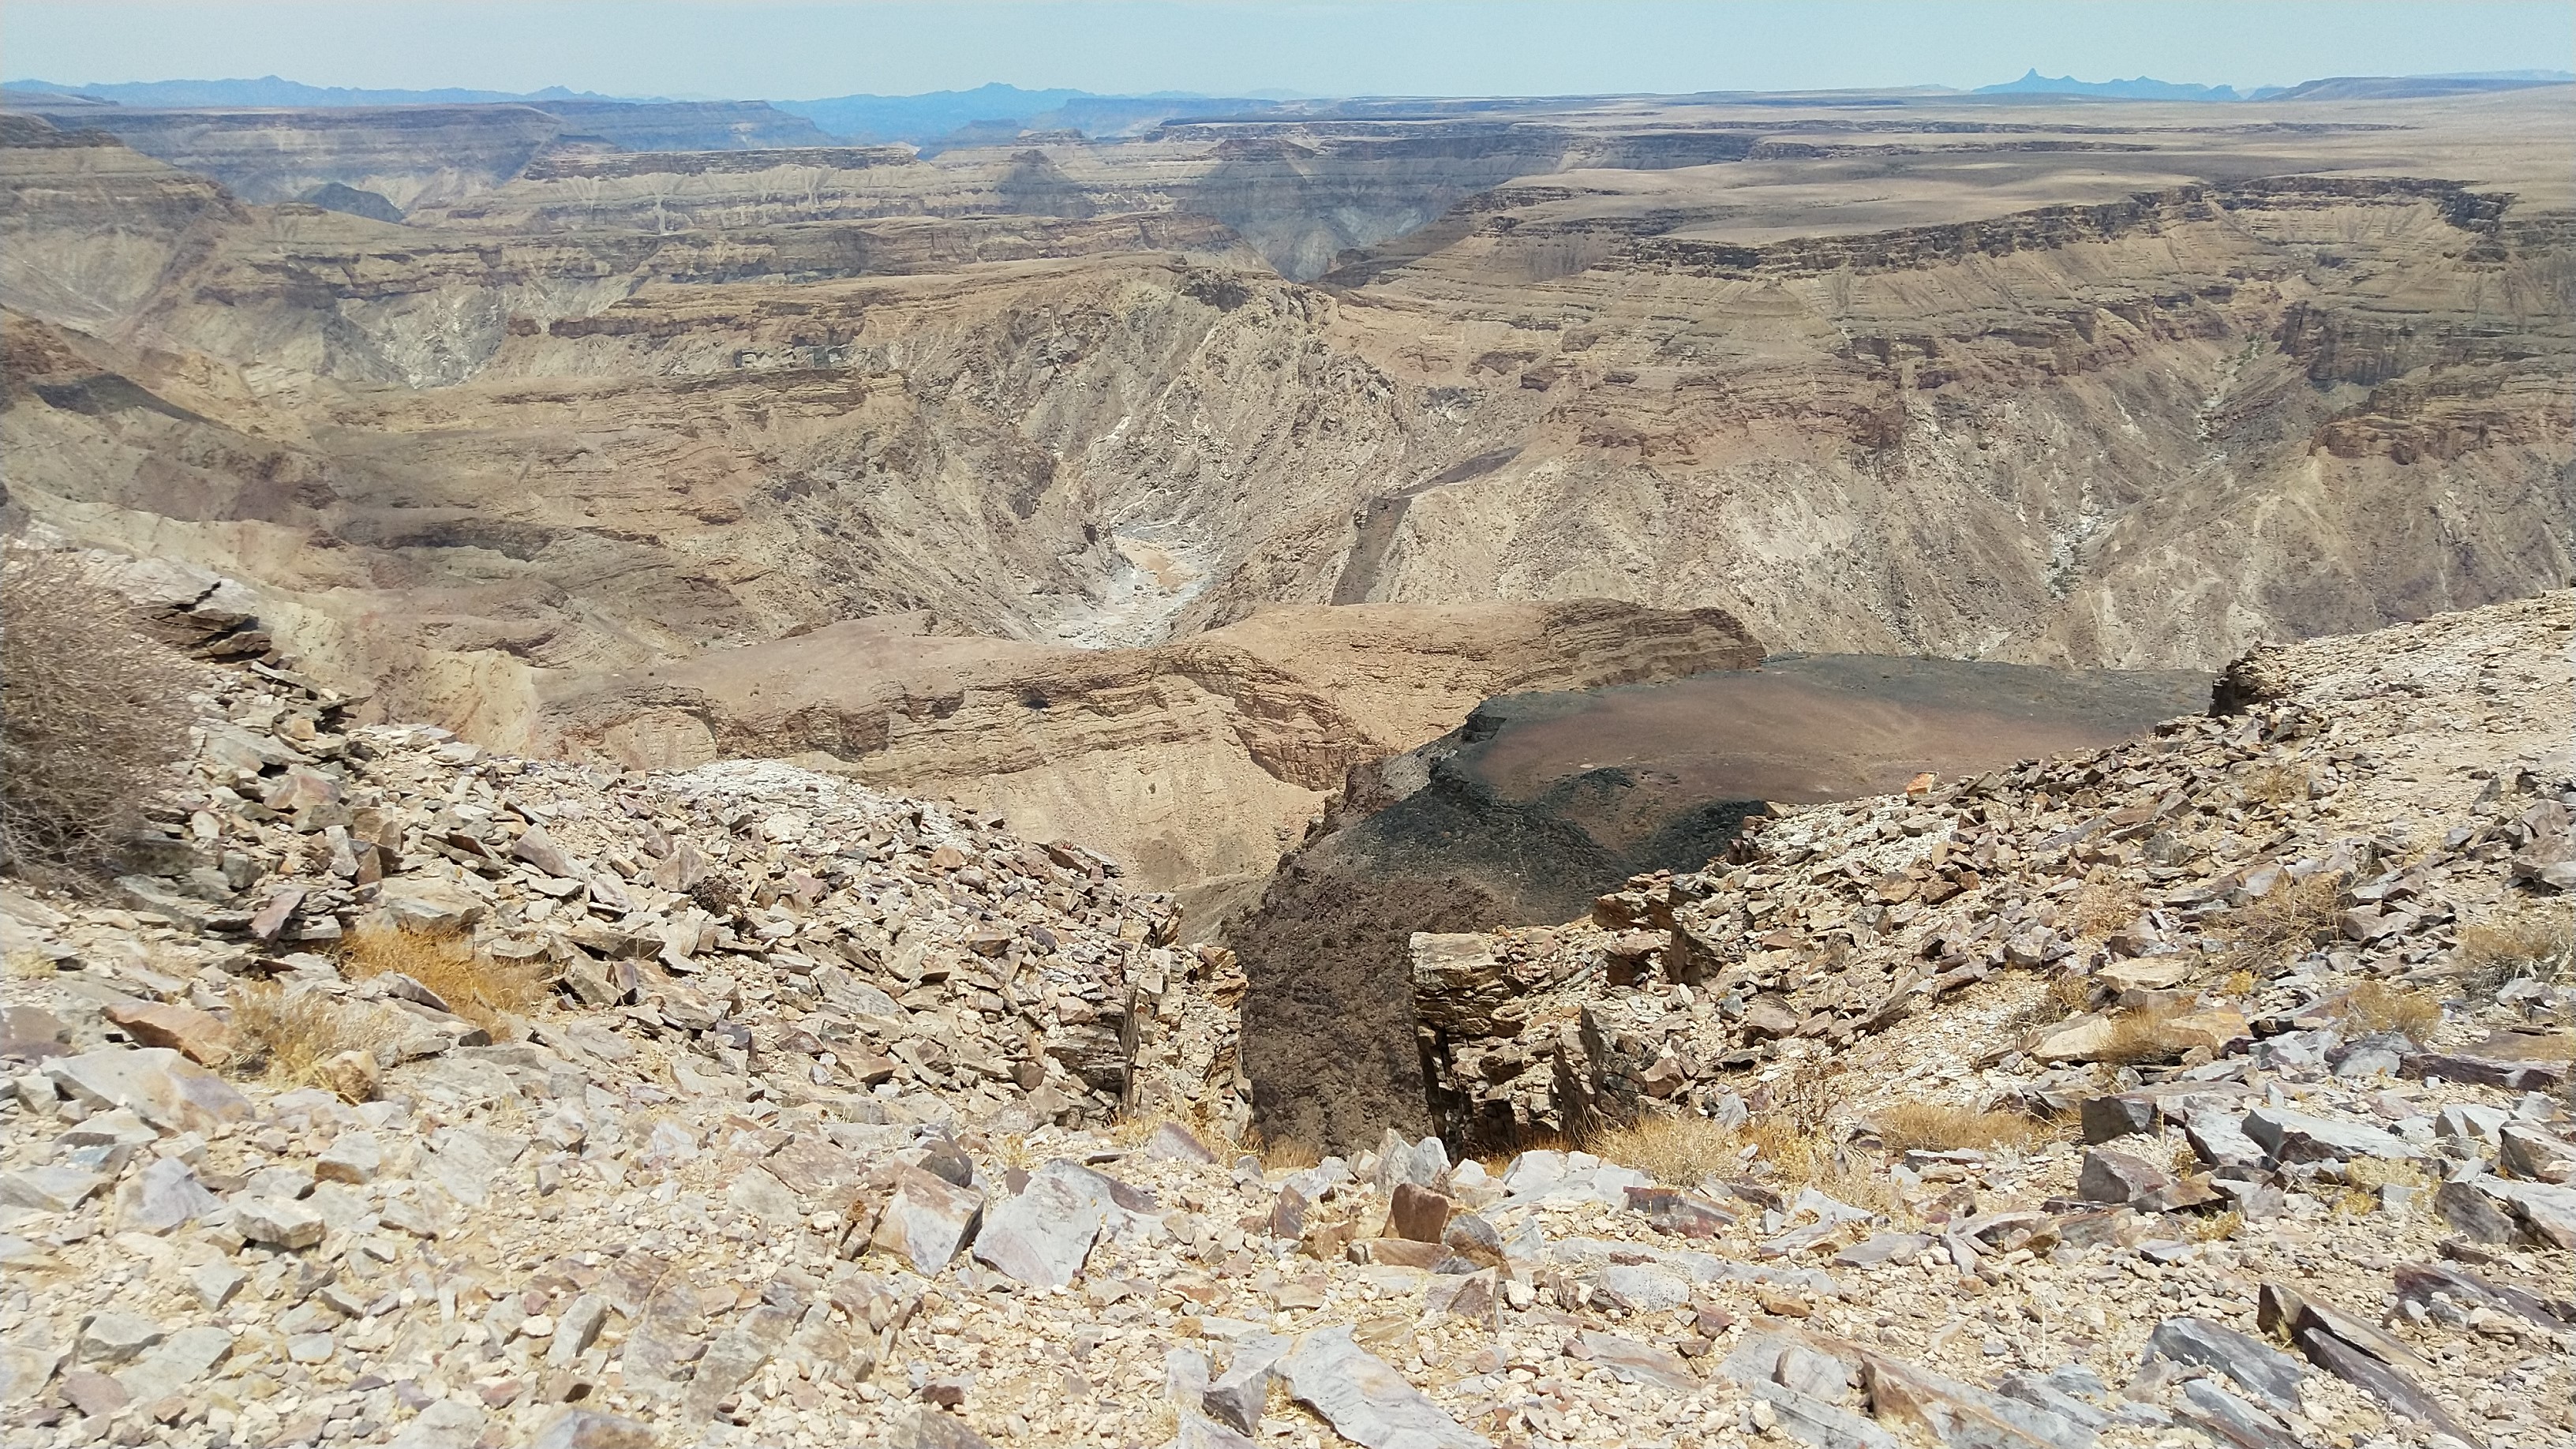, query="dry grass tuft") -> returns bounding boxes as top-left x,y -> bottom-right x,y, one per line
2457,904 -> 2576,998
1253,1134 -> 1324,1172
2338,982 -> 2443,1043
338,924 -> 544,1036
2095,1001 -> 2193,1065
2215,873 -> 2341,973
1873,1102 -> 2055,1155
2005,971 -> 2096,1032
227,982 -> 381,1086
0,548 -> 199,878
2239,762 -> 2312,806
2188,1208 -> 2244,1242
1589,1110 -> 1745,1187
2071,878 -> 2144,942
2343,1157 -> 2430,1193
